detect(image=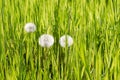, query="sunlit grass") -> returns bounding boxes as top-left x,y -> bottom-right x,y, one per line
0,0 -> 120,80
